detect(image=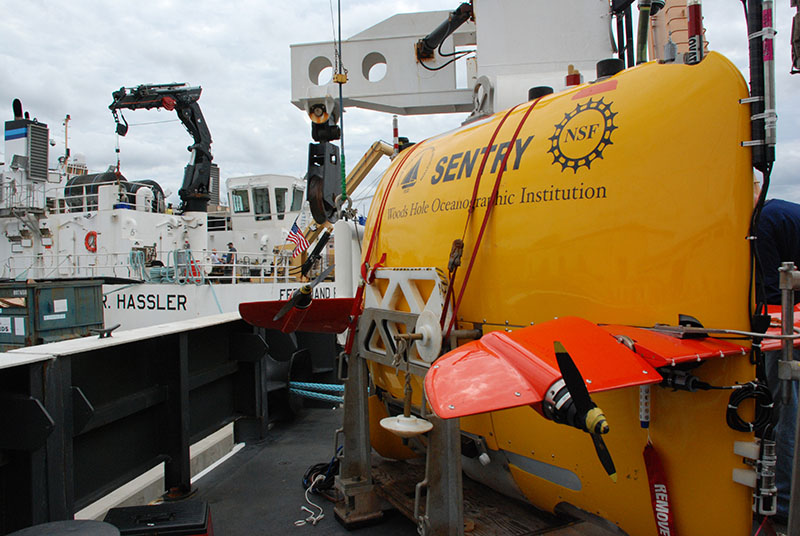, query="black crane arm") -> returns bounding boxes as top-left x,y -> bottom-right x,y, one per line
415,2 -> 473,61
109,83 -> 213,212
